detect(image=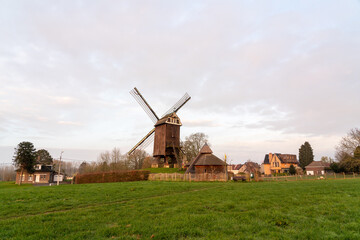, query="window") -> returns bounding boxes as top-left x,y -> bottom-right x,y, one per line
28,175 -> 33,181
168,118 -> 171,122
40,175 -> 46,181
21,174 -> 25,181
